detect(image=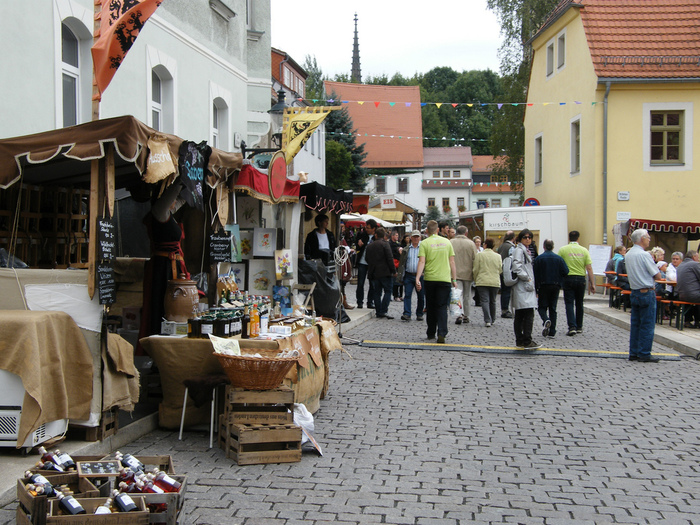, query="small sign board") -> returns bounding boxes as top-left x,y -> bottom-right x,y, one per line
76,460 -> 121,478
380,195 -> 396,209
617,211 -> 631,221
209,230 -> 232,263
98,218 -> 116,261
97,262 -> 116,305
617,191 -> 630,201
